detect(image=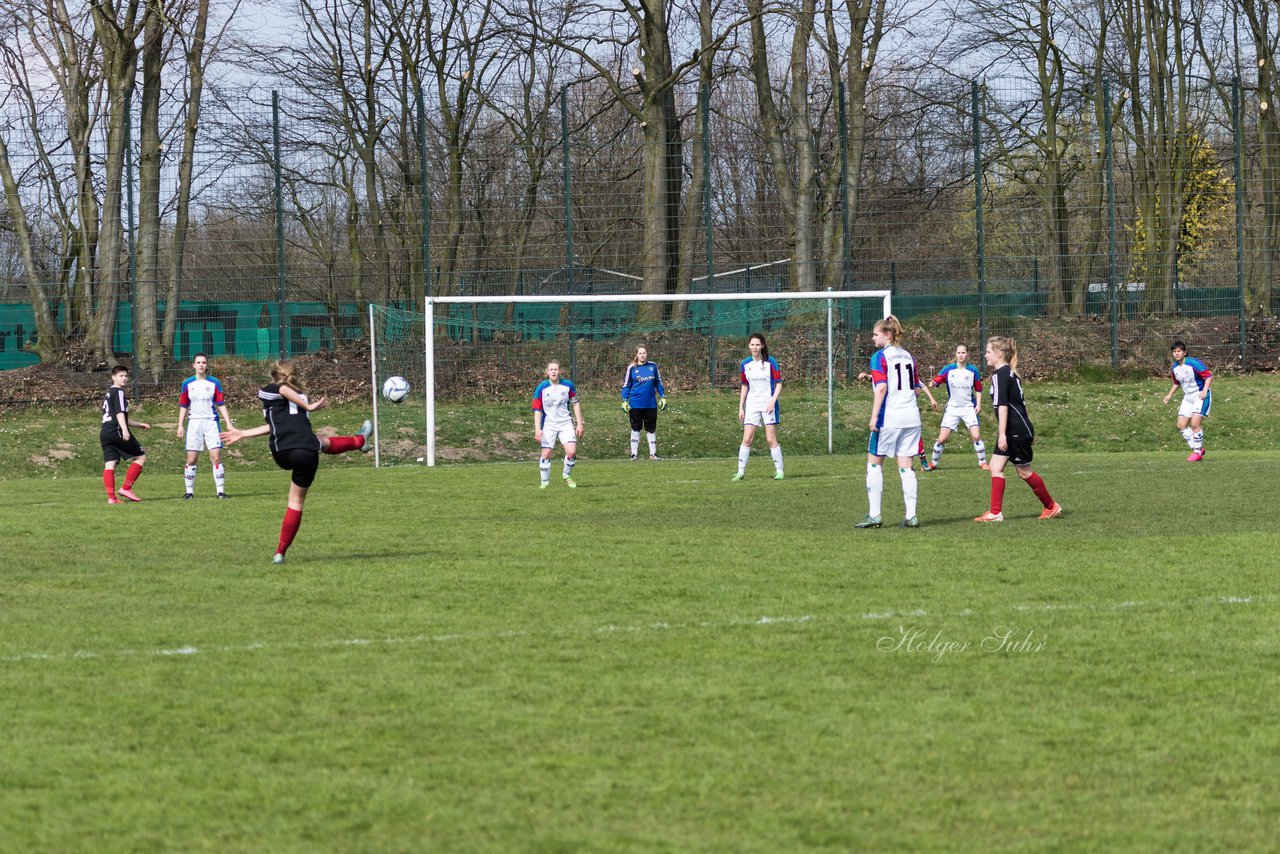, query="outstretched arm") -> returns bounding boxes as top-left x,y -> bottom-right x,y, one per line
221,424 -> 270,445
